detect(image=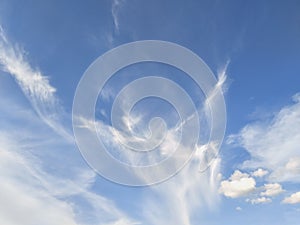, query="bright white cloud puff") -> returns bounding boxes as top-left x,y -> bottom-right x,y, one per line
219,170 -> 256,198
282,192 -> 300,204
